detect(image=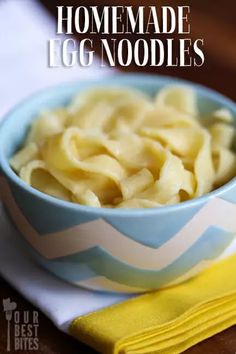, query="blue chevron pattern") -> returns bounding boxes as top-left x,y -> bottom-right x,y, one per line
13,221 -> 236,291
